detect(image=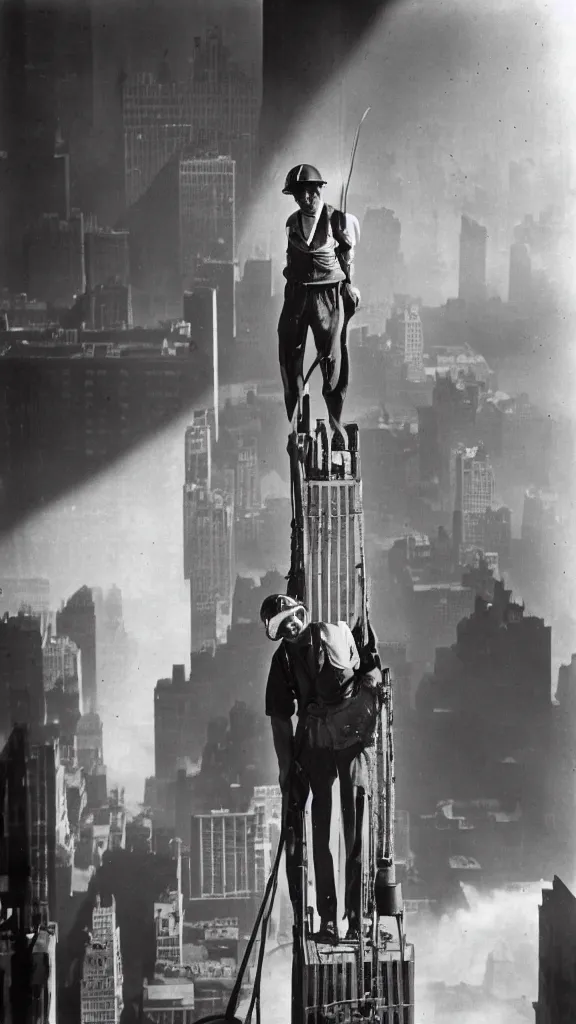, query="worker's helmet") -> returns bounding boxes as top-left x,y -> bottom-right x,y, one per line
260,594 -> 308,641
282,164 -> 327,196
